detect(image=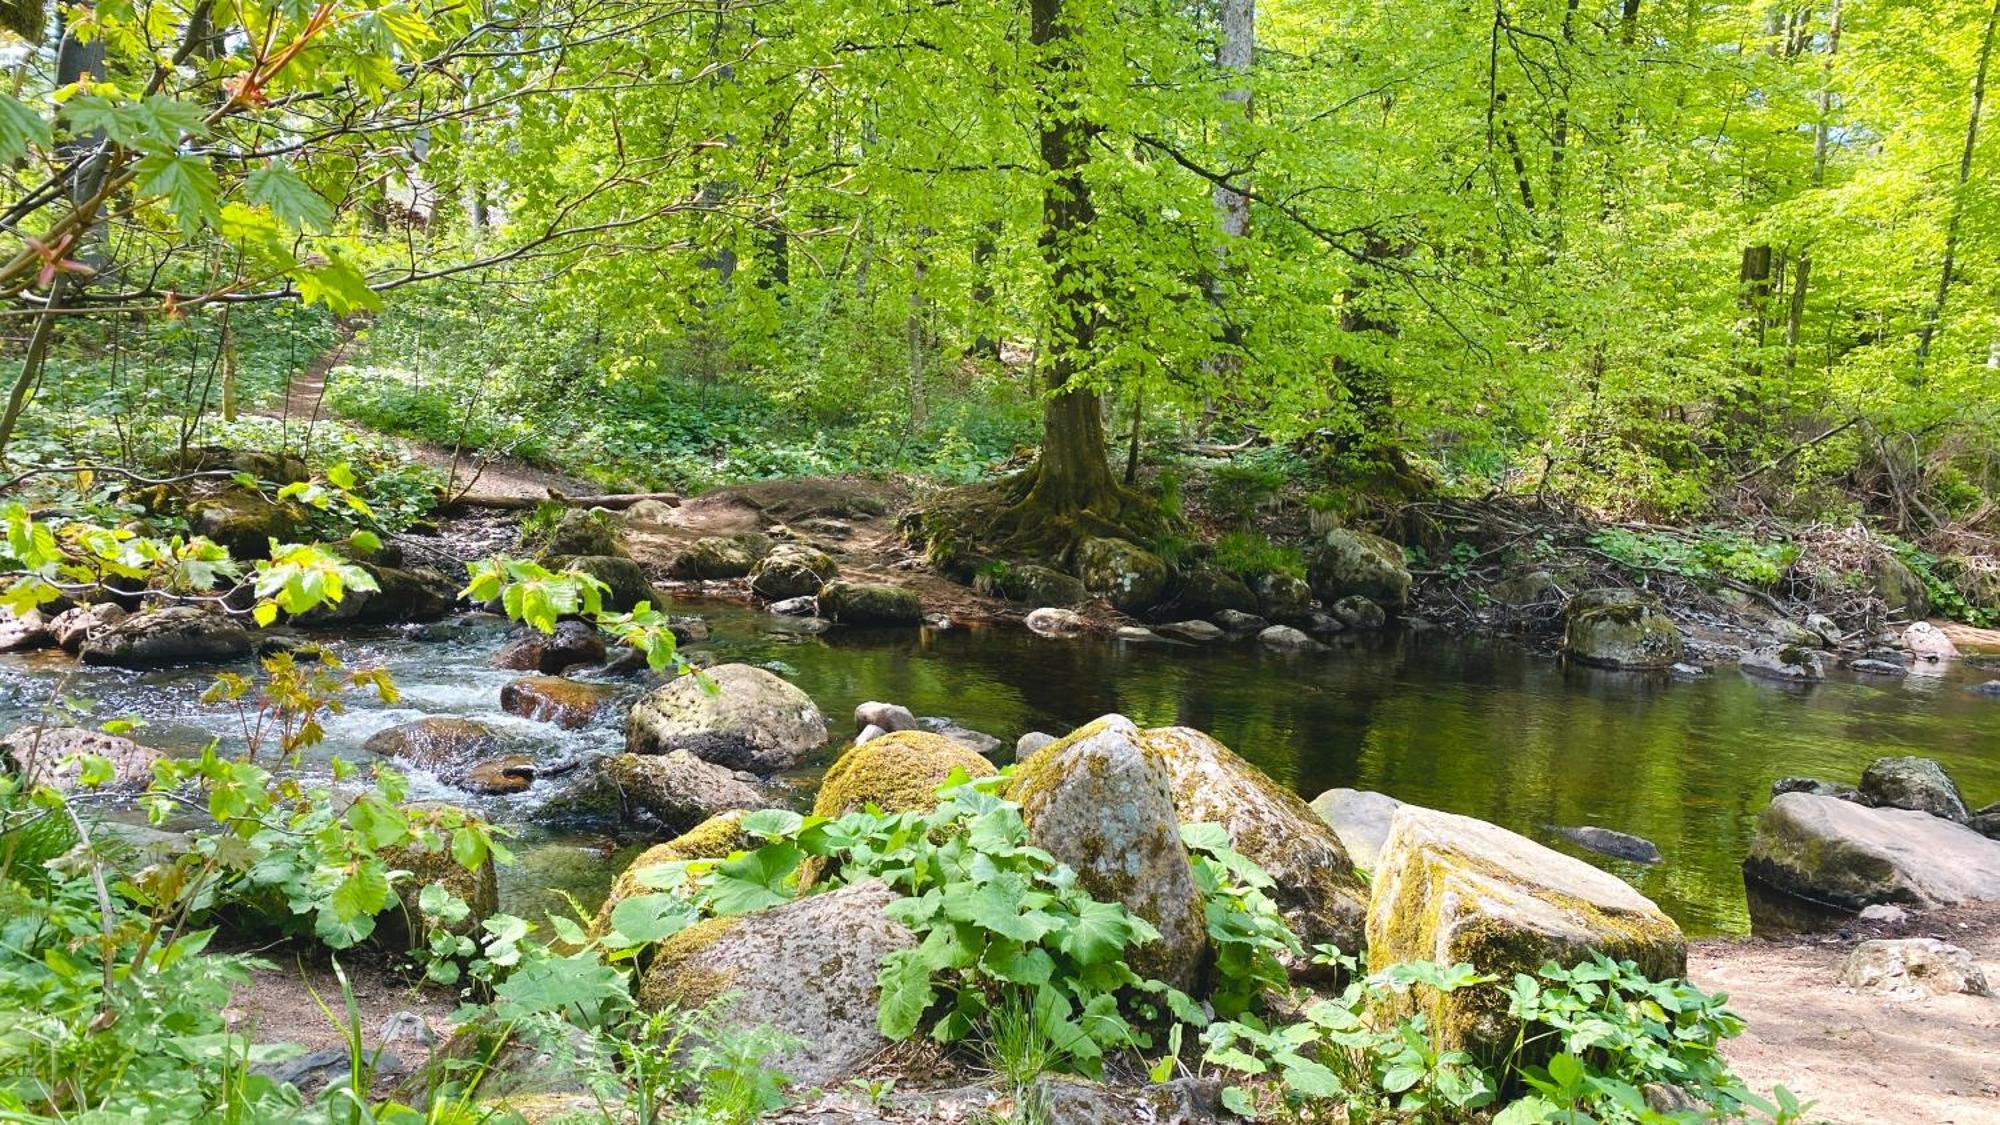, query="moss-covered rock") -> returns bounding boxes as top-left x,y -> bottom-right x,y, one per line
1162,565 -> 1258,620
1329,594 -> 1386,631
297,564 -> 456,625
361,717 -> 501,768
813,730 -> 997,818
1859,756 -> 1970,822
500,675 -> 613,729
1009,715 -> 1207,989
554,554 -> 656,611
1738,644 -> 1825,682
636,879 -> 915,1089
1867,552 -> 1929,620
816,580 -> 923,626
602,750 -> 762,833
0,725 -> 162,792
187,488 -> 304,561
1074,537 -> 1168,612
491,620 -> 606,674
380,807 -> 500,945
1561,589 -> 1683,670
625,663 -> 828,771
669,536 -> 756,580
1137,727 -> 1367,960
1367,806 -> 1685,1065
972,562 -> 1088,607
544,508 -> 628,559
77,607 -> 251,668
1253,573 -> 1315,623
171,446 -> 308,485
1307,528 -> 1411,610
749,544 -> 839,601
1744,792 -> 2000,909
588,811 -> 754,941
